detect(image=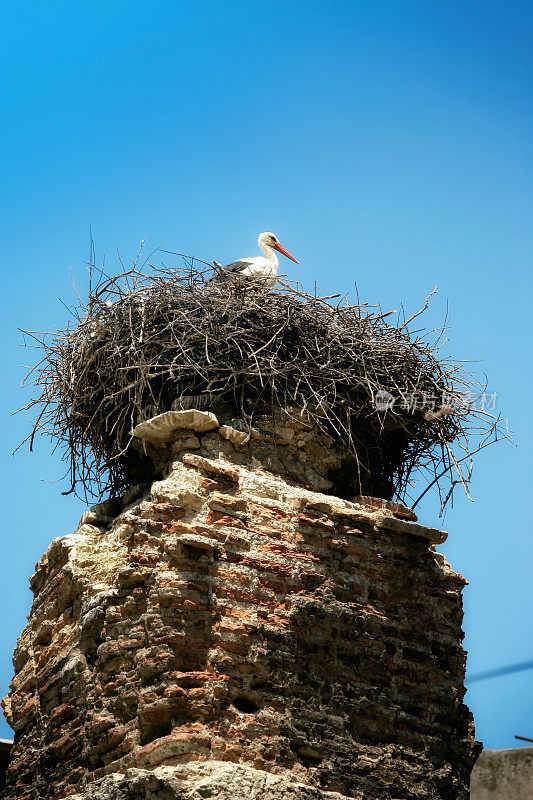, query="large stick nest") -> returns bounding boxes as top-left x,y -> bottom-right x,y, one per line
19,250 -> 504,512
